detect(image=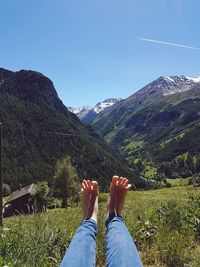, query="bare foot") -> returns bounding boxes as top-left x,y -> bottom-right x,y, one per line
107,176 -> 131,216
81,180 -> 91,219
89,181 -> 99,222
116,177 -> 131,214
107,175 -> 119,214
81,180 -> 99,223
